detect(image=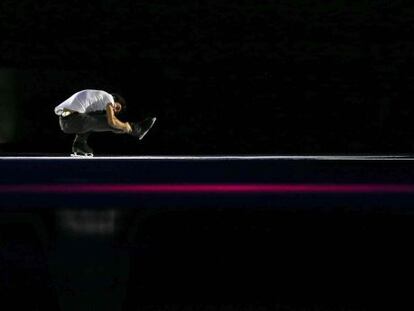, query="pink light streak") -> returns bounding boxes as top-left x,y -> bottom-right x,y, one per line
0,184 -> 414,194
